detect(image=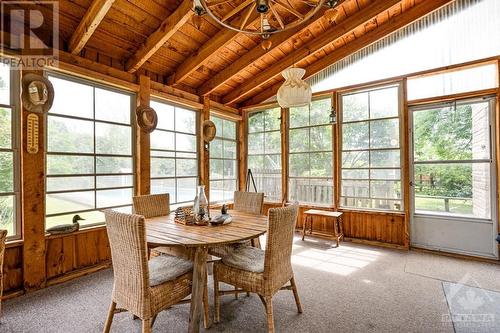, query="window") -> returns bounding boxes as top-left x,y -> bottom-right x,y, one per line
0,62 -> 19,237
310,0 -> 500,92
412,97 -> 495,219
340,85 -> 403,211
46,74 -> 134,229
407,63 -> 498,101
150,100 -> 198,205
210,116 -> 237,203
288,97 -> 333,205
247,107 -> 282,202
